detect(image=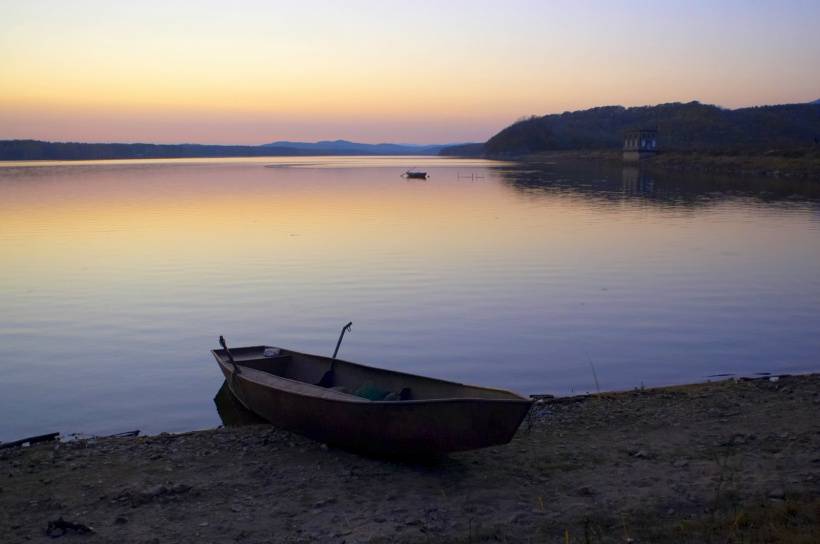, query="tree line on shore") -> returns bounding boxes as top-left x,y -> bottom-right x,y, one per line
0,140 -> 445,161
440,101 -> 820,157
